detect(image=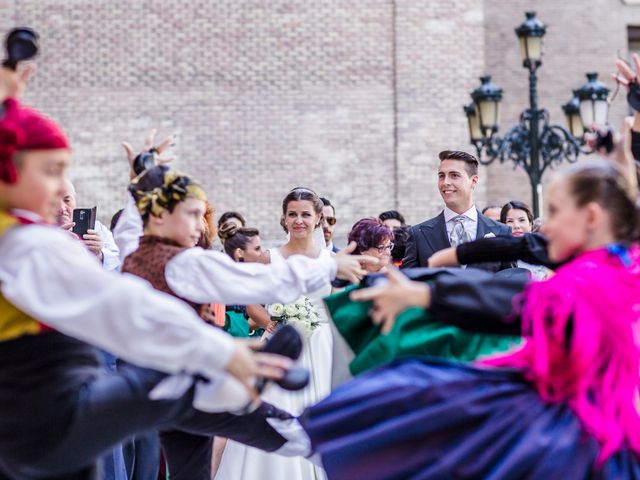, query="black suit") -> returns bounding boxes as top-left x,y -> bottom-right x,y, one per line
401,209 -> 513,272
